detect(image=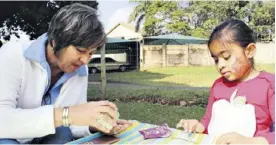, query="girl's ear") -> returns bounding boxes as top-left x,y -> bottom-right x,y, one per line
245,43 -> 256,59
